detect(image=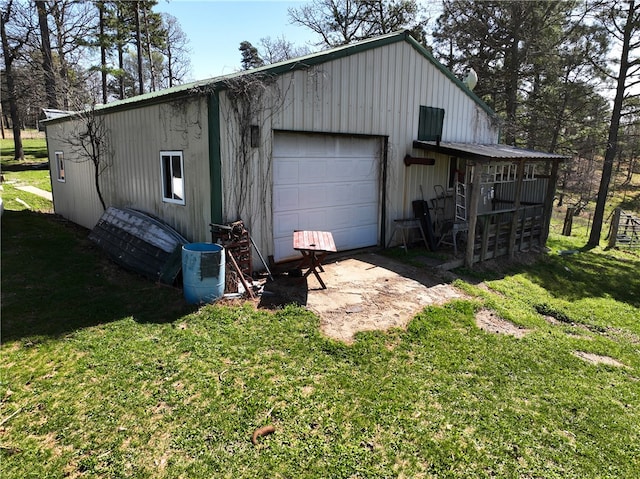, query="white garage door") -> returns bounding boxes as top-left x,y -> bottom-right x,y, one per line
272,132 -> 380,262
